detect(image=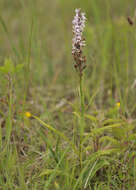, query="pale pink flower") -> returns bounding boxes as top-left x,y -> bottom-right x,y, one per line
72,9 -> 87,77
72,8 -> 86,55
